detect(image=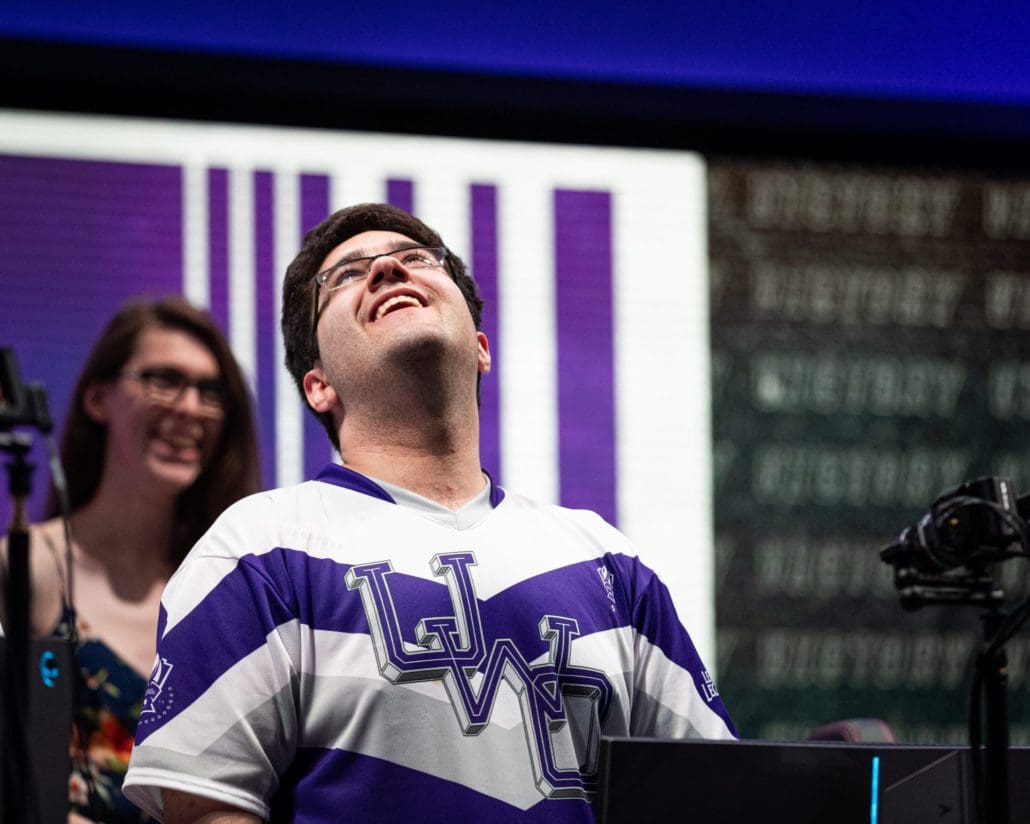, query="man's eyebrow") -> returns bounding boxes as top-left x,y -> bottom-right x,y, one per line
331,239 -> 421,266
